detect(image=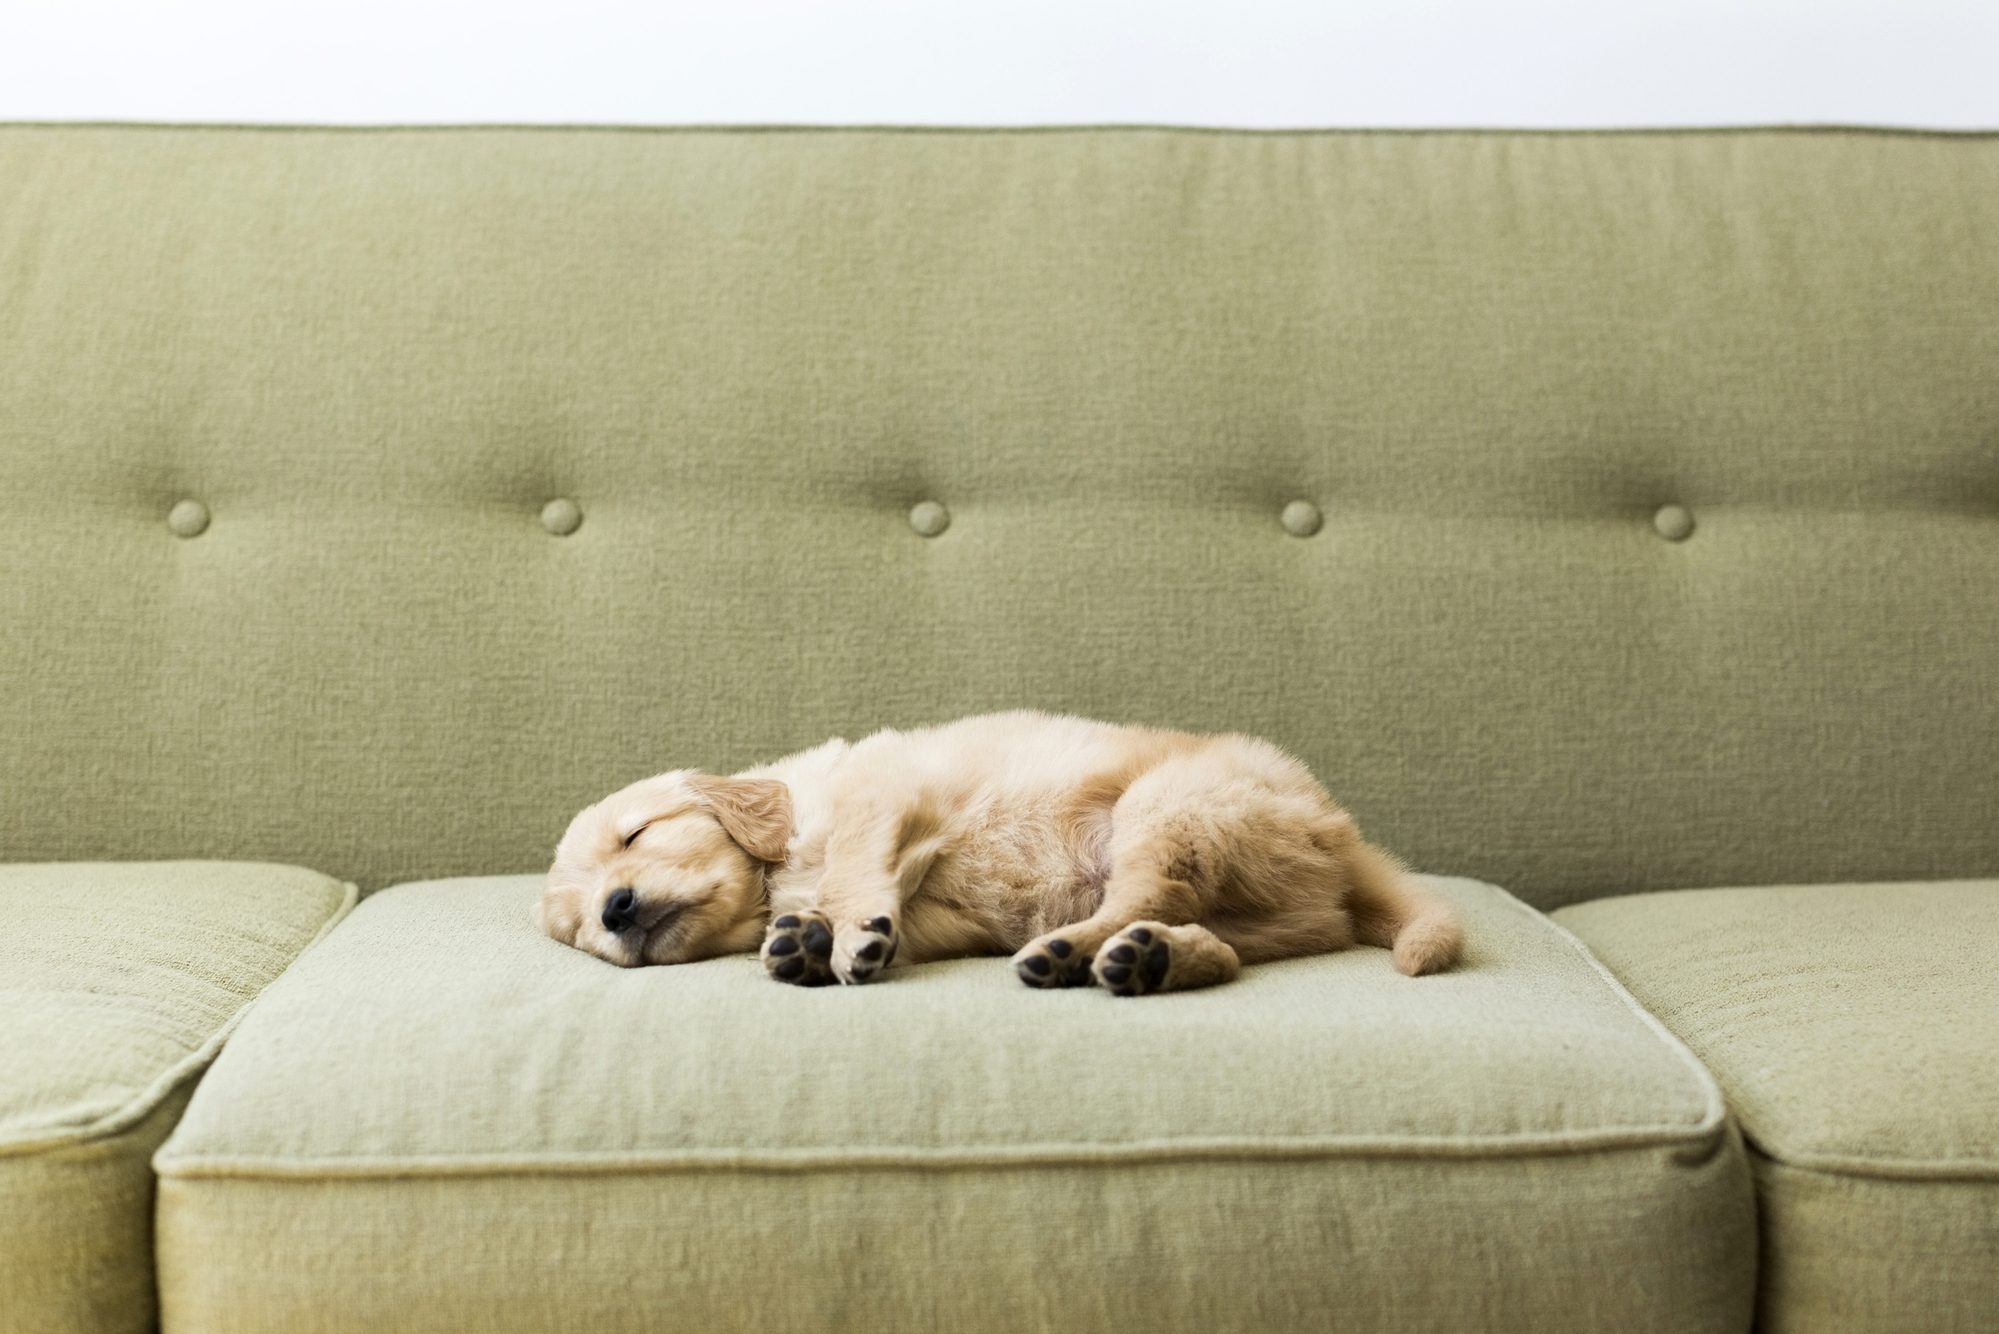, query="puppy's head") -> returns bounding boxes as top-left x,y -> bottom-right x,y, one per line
540,771 -> 791,967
